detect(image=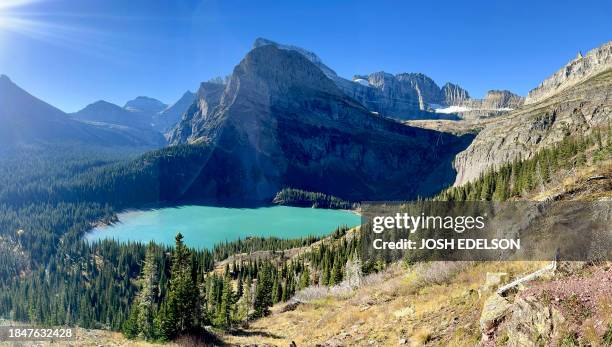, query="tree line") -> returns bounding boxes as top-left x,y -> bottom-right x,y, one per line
273,188 -> 355,209
123,226 -> 360,341
435,125 -> 612,202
